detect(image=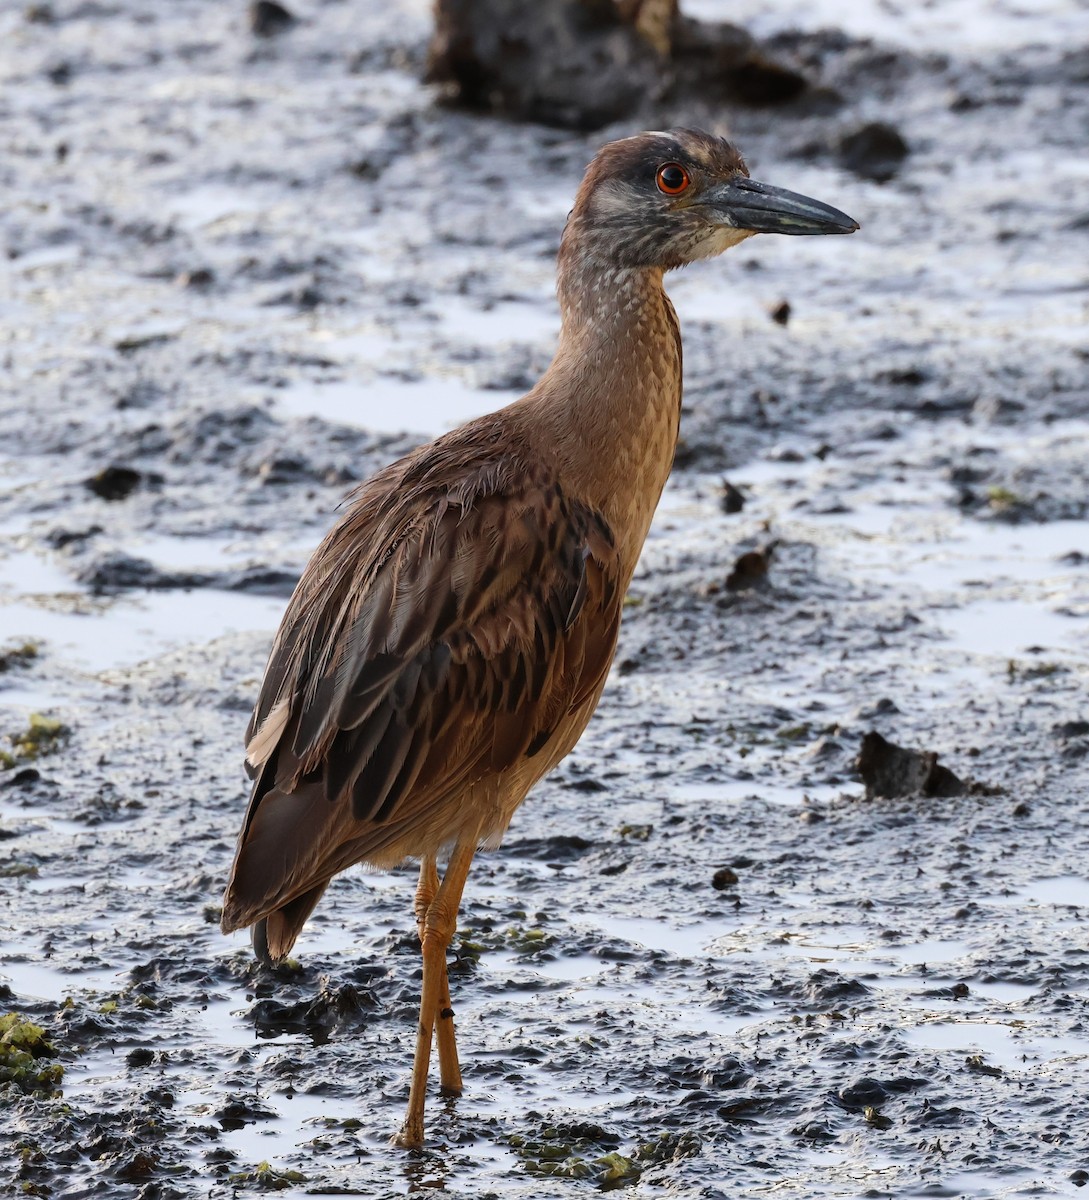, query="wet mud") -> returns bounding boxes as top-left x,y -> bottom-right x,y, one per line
1,0 -> 1088,1196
